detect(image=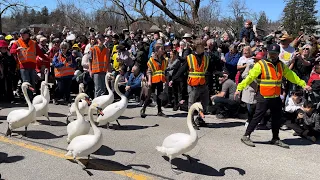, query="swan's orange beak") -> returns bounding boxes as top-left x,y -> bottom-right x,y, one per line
97,107 -> 104,116
199,111 -> 205,119
28,86 -> 35,92
85,97 -> 91,106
